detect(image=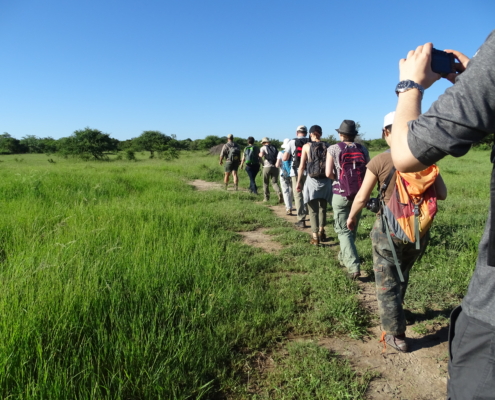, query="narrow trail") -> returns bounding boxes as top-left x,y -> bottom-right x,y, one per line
190,179 -> 450,400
